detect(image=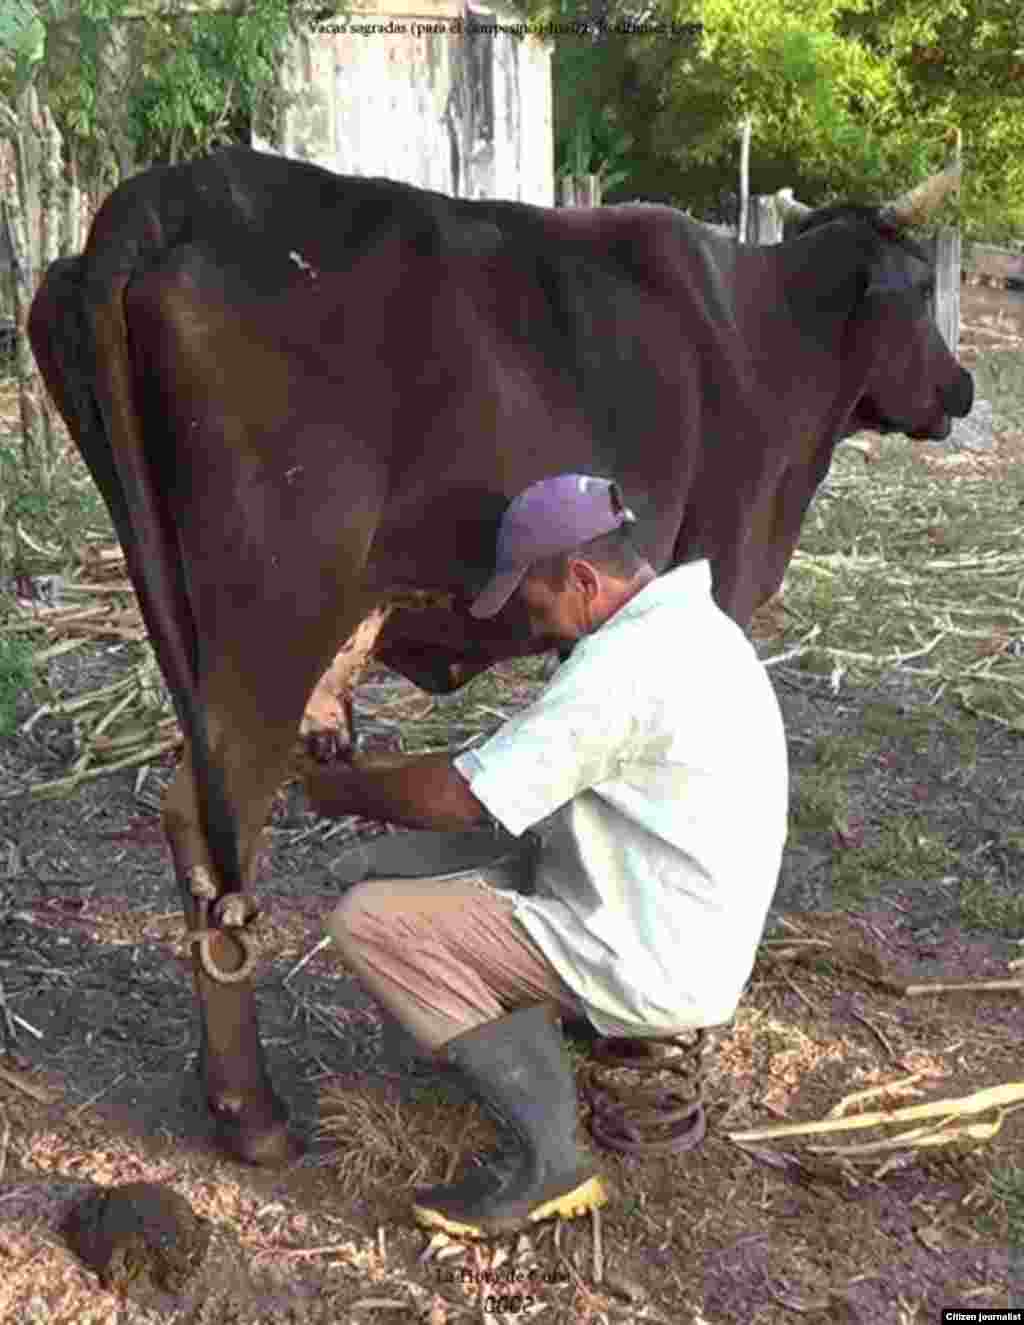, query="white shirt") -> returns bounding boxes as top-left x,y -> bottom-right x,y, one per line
453,560 -> 789,1036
